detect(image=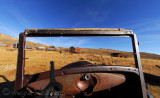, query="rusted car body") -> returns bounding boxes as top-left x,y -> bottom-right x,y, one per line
14,28 -> 150,98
